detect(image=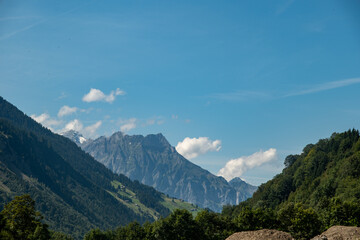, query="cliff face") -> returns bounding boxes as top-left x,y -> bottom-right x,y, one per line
80,131 -> 256,212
